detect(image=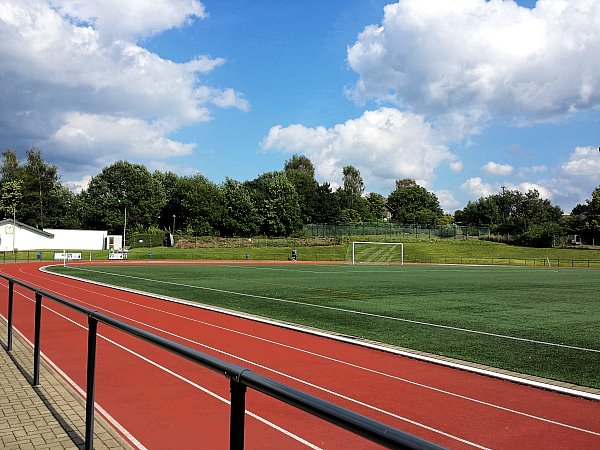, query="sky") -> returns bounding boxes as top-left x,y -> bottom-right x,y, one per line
1,0 -> 599,213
